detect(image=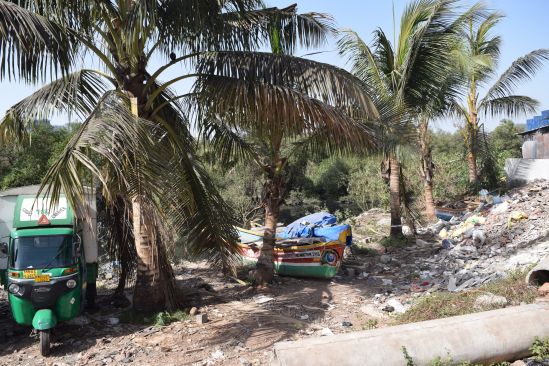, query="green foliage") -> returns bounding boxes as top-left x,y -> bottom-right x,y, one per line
402,346 -> 509,366
154,310 -> 189,327
489,119 -> 525,183
432,150 -> 470,200
0,121 -> 75,190
305,158 -> 350,211
205,160 -> 263,228
362,318 -> 378,330
347,155 -> 389,211
530,337 -> 549,361
402,347 -> 415,366
120,309 -> 189,326
380,235 -> 409,248
205,122 -> 520,229
491,119 -> 523,155
431,130 -> 465,157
